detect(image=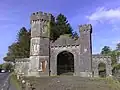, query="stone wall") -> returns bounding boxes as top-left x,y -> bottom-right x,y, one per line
92,54 -> 112,77
50,45 -> 80,76
15,58 -> 30,76
14,54 -> 113,77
